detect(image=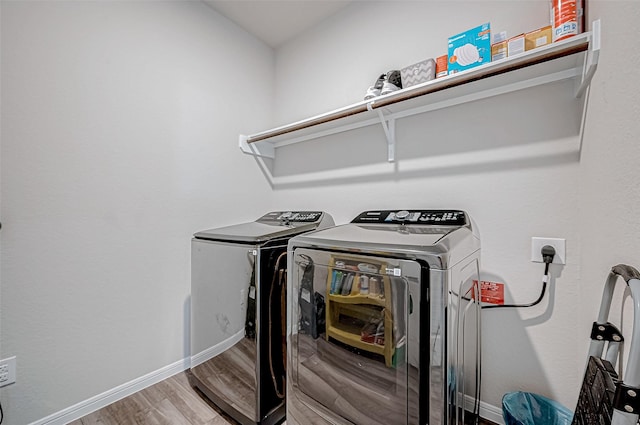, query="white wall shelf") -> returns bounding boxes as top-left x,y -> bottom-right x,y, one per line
240,21 -> 600,163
